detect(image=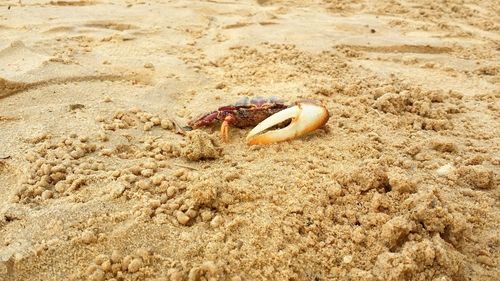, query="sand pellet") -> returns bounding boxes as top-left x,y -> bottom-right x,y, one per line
41,190 -> 53,200
136,248 -> 150,261
151,175 -> 164,186
142,161 -> 158,170
143,122 -> 154,131
111,250 -> 122,264
210,215 -> 224,228
128,166 -> 142,175
100,149 -> 113,156
81,230 -> 97,244
137,179 -> 152,190
160,119 -> 173,130
151,117 -> 161,125
201,211 -> 213,222
141,168 -> 154,177
176,211 -> 190,225
128,258 -> 143,273
88,268 -> 105,281
121,255 -> 132,271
